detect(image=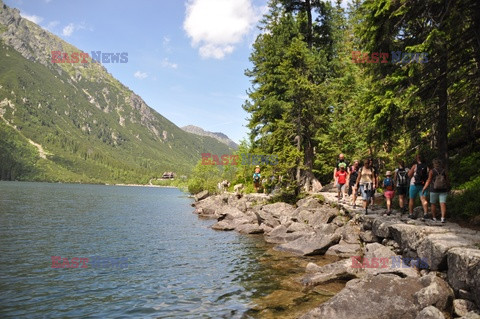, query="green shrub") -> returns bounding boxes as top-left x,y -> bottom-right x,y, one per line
448,175 -> 480,219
